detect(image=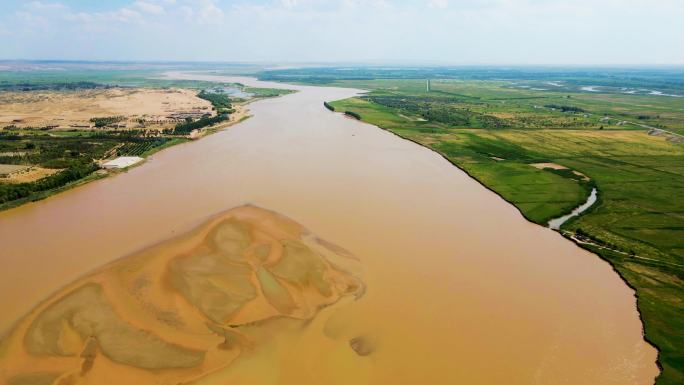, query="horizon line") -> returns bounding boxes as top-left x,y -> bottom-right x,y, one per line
1,59 -> 684,70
